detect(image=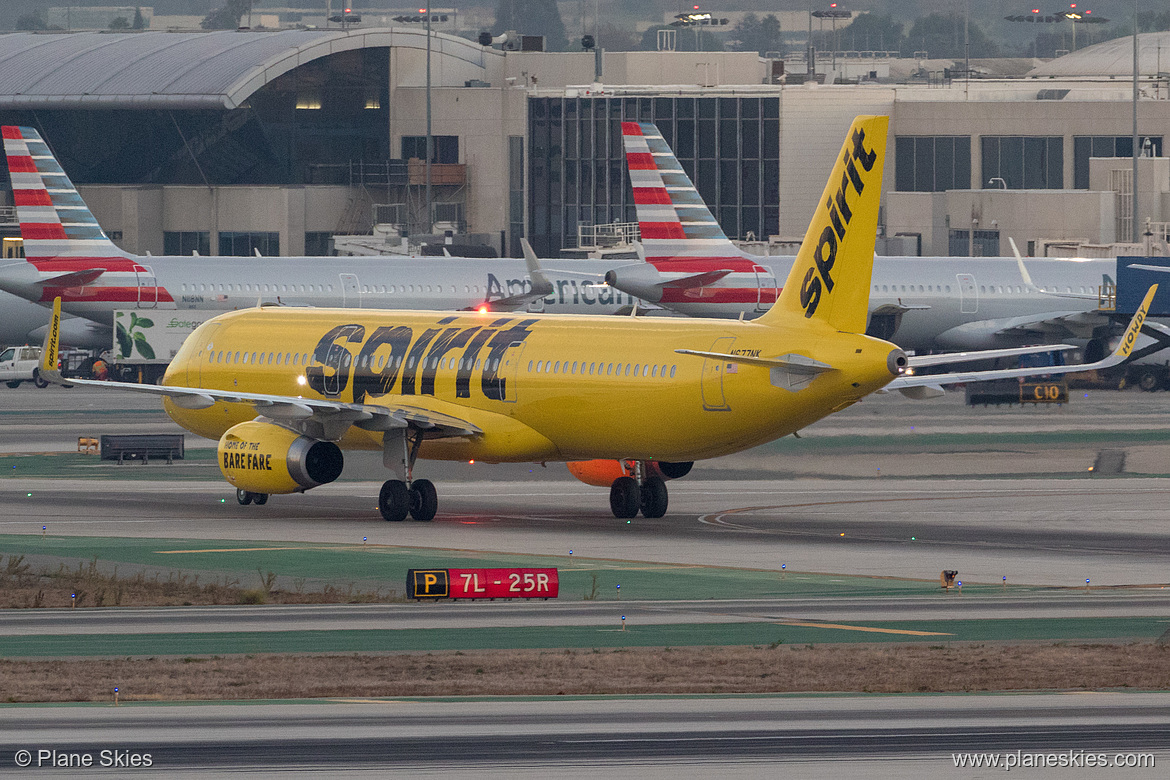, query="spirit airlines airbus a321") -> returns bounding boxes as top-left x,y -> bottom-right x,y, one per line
37,117 -> 1153,521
